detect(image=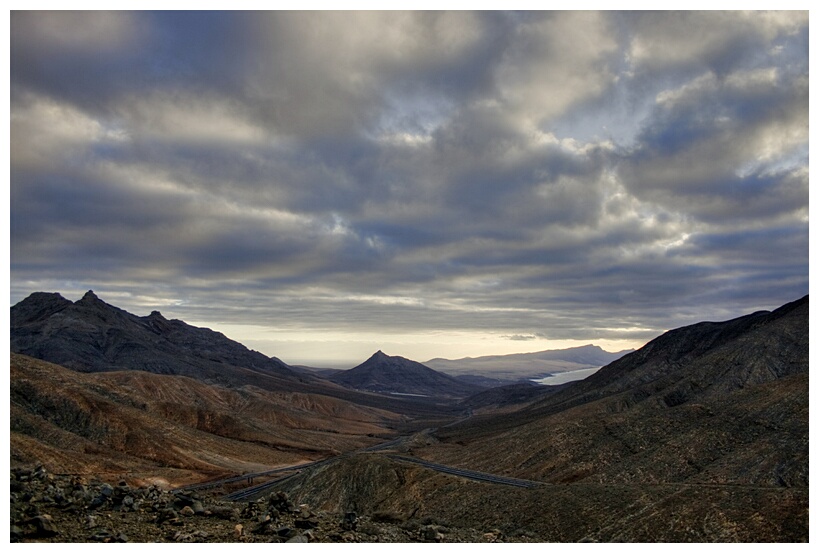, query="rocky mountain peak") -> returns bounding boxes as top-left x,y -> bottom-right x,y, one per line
10,292 -> 73,326
331,350 -> 482,398
77,290 -> 101,304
